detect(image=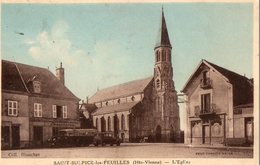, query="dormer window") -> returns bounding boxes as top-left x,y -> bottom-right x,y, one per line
33,81 -> 41,93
